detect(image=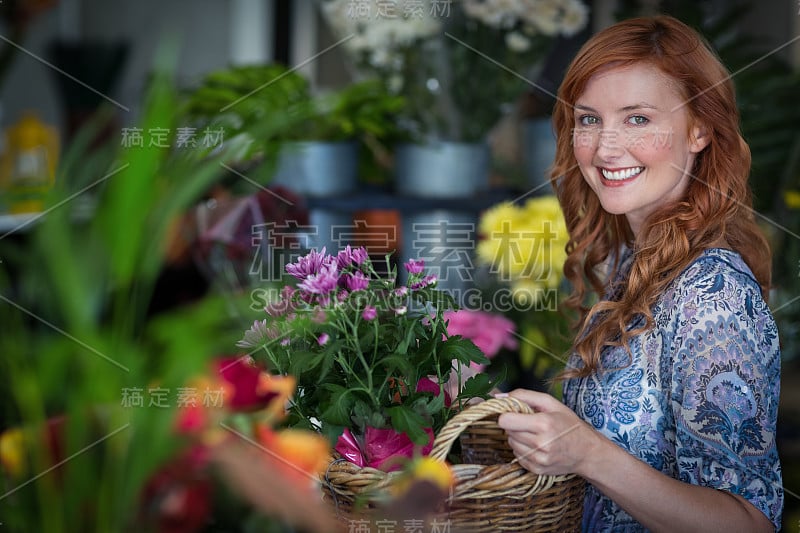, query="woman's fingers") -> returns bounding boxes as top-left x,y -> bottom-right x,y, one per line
505,389 -> 564,412
497,412 -> 535,432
